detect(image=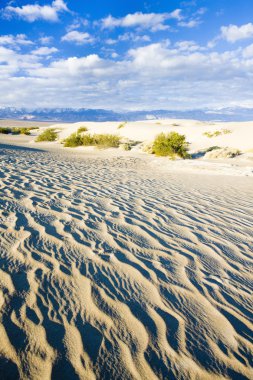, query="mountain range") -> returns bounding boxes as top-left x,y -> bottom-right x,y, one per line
1,107 -> 253,122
